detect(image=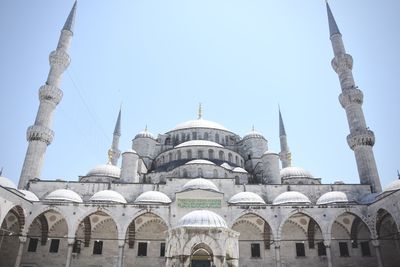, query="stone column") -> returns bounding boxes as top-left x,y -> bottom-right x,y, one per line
14,236 -> 27,267
324,240 -> 333,267
274,241 -> 281,267
372,240 -> 383,267
117,240 -> 125,267
65,238 -> 75,267
226,259 -> 239,267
